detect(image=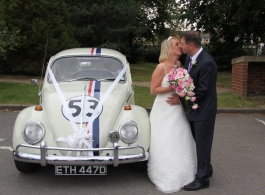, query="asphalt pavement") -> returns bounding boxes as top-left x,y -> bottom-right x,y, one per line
1,111 -> 265,195
1,100 -> 265,195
